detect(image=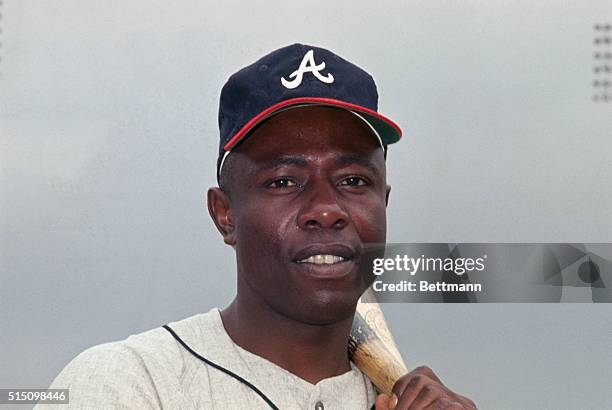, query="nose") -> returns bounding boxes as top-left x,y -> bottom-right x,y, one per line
297,181 -> 349,230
